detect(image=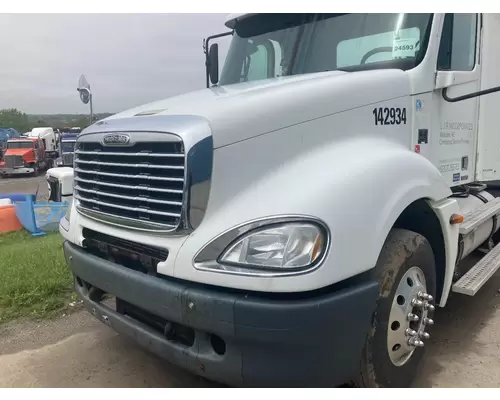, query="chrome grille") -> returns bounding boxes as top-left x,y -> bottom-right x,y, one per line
62,153 -> 74,166
73,138 -> 185,230
5,155 -> 24,168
